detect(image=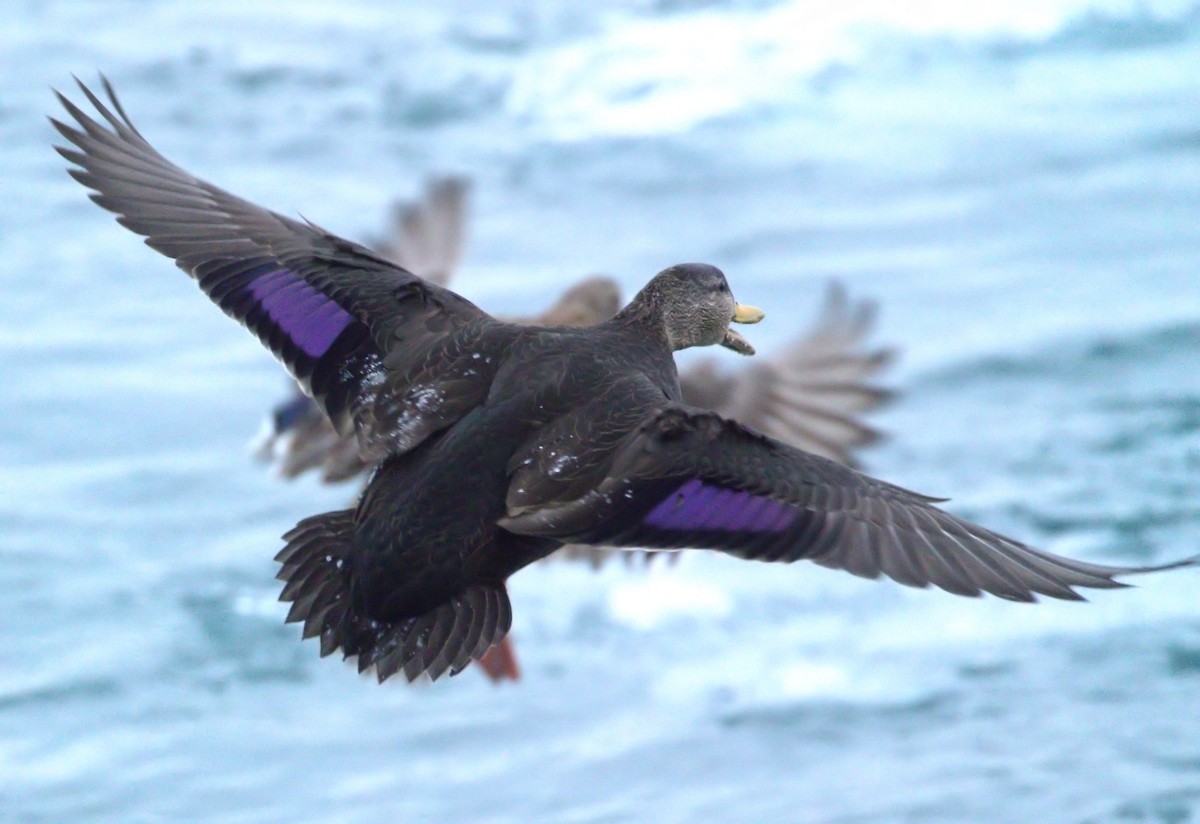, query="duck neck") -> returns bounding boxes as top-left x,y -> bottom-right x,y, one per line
612,283 -> 672,351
